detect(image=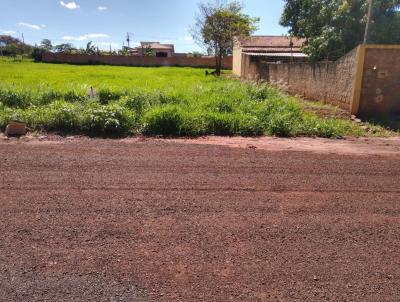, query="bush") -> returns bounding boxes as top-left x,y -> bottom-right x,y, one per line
121,92 -> 153,113
247,82 -> 271,101
300,115 -> 361,138
205,97 -> 236,113
204,112 -> 264,136
267,114 -> 299,137
98,89 -> 124,104
47,101 -> 81,131
204,112 -> 237,135
0,87 -> 31,108
143,105 -> 185,136
82,101 -> 135,135
63,90 -> 87,103
0,105 -> 14,129
237,115 -> 264,136
31,48 -> 45,62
